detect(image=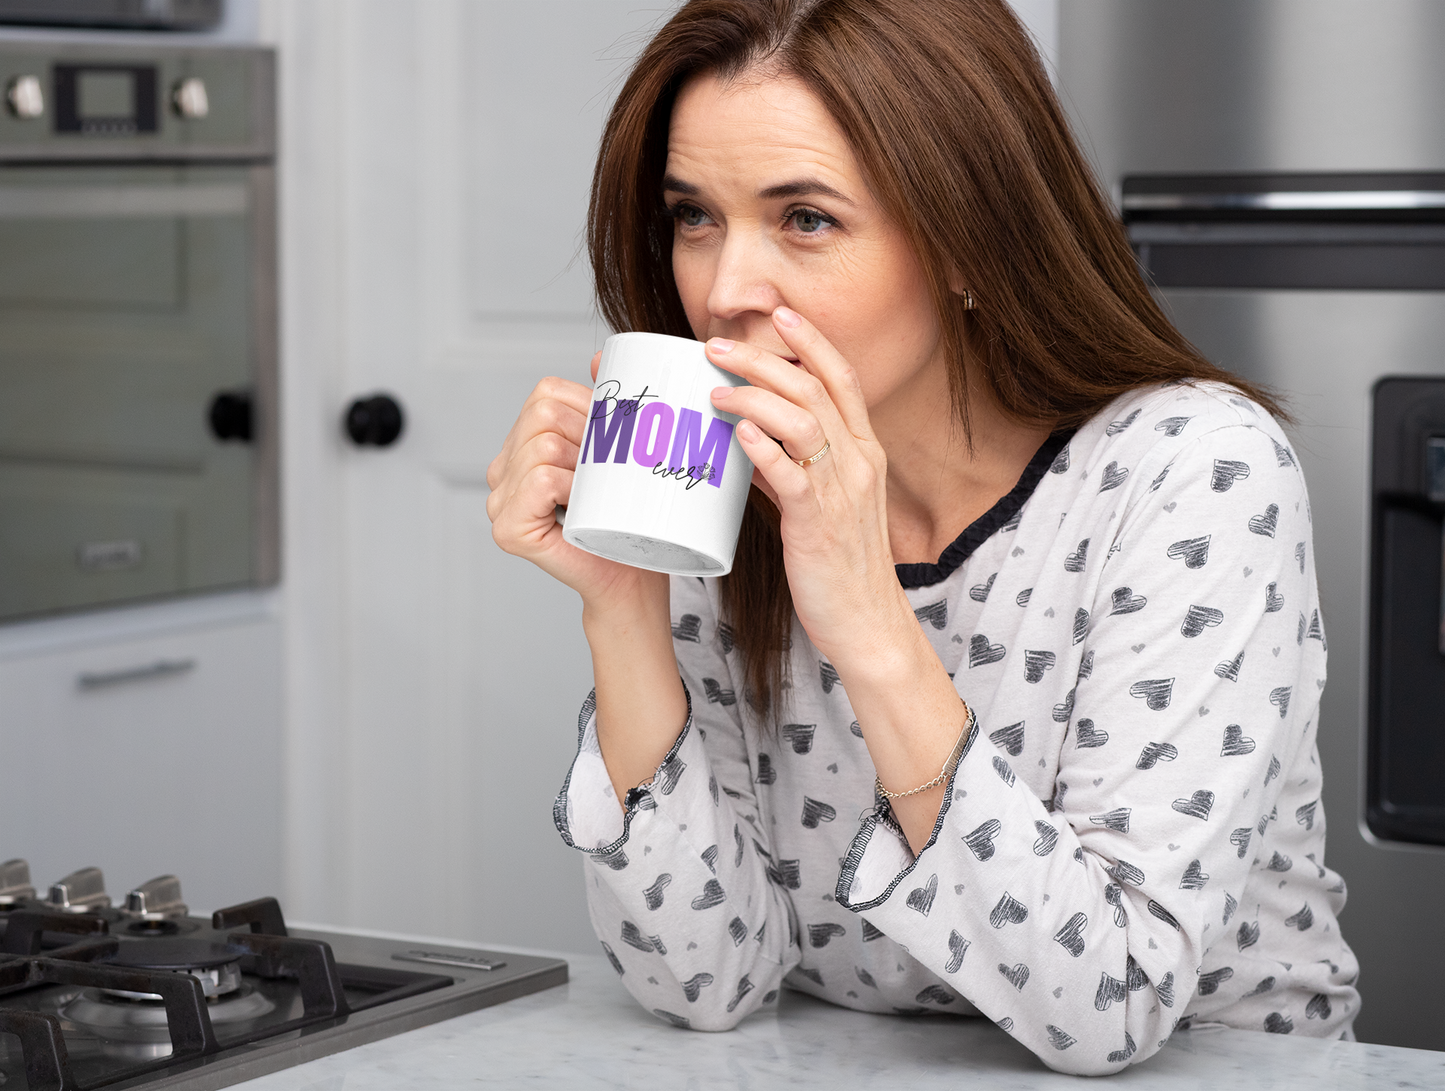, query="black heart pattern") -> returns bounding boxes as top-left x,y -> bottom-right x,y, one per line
767,857 -> 802,889
963,819 -> 1003,861
807,922 -> 846,948
1266,851 -> 1292,872
1198,967 -> 1234,995
1248,503 -> 1279,537
1106,409 -> 1141,435
1210,459 -> 1251,492
1090,808 -> 1131,833
1106,859 -> 1145,887
906,873 -> 938,916
716,621 -> 736,653
1172,789 -> 1215,820
969,634 -> 1006,667
945,930 -> 970,973
914,600 -> 948,630
1285,903 -> 1314,931
725,974 -> 754,1012
643,873 -> 673,910
1032,820 -> 1059,856
1129,677 -> 1174,710
755,753 -> 777,785
655,753 -> 686,795
691,879 -> 727,910
1238,920 -> 1260,950
1295,541 -> 1306,573
1075,718 -> 1109,748
1270,686 -> 1292,719
861,919 -> 884,942
916,984 -> 956,1005
1273,438 -> 1296,466
1050,446 -> 1070,473
990,721 -> 1025,756
1107,1034 -> 1138,1064
992,755 -> 1016,786
1052,688 -> 1076,723
1166,535 -> 1211,568
1095,972 -> 1127,1011
1149,465 -> 1170,492
1264,1013 -> 1293,1034
653,1009 -> 691,1028
1099,462 -> 1129,492
988,891 -> 1028,928
1306,609 -> 1326,648
782,723 -> 816,754
850,719 -> 864,738
1221,724 -> 1256,756
1296,799 -> 1318,831
1047,1025 -> 1076,1050
855,967 -> 877,988
1104,884 -> 1127,927
621,920 -> 658,953
1054,912 -> 1088,957
819,663 -> 842,693
1223,893 -> 1238,925
1181,604 -> 1224,638
1306,993 -> 1332,1020
1015,587 -> 1033,606
968,573 -> 996,602
701,844 -> 718,874
1230,827 -> 1252,858
671,614 -> 702,642
1078,650 -> 1095,679
1064,538 -> 1090,572
600,941 -> 625,976
1109,586 -> 1147,614
998,962 -> 1030,990
1179,859 -> 1209,890
1155,415 -> 1191,436
1265,582 -> 1284,612
1214,651 -> 1244,682
1246,977 -> 1275,997
1073,607 -> 1089,644
1024,649 -> 1056,683
702,677 -> 736,706
1135,741 -> 1178,769
1148,901 -> 1180,929
800,796 -> 836,829
681,972 -> 714,1002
